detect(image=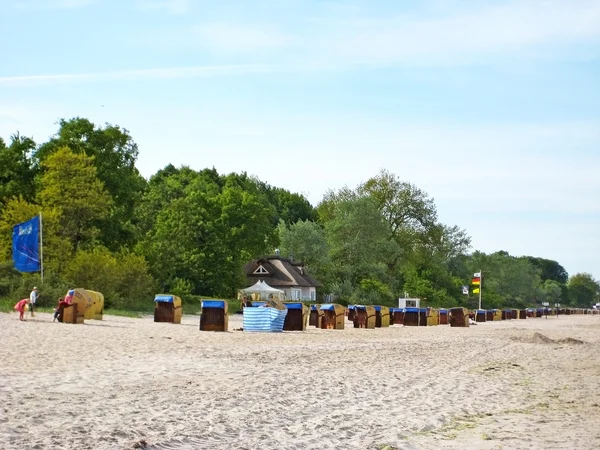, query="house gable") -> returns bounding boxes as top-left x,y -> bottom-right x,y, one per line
253,264 -> 269,275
